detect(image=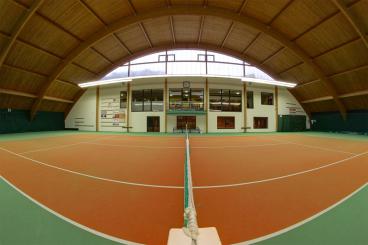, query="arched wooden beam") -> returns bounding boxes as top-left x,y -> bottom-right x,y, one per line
31,5 -> 341,119
331,0 -> 368,49
0,0 -> 44,67
96,43 -> 312,119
